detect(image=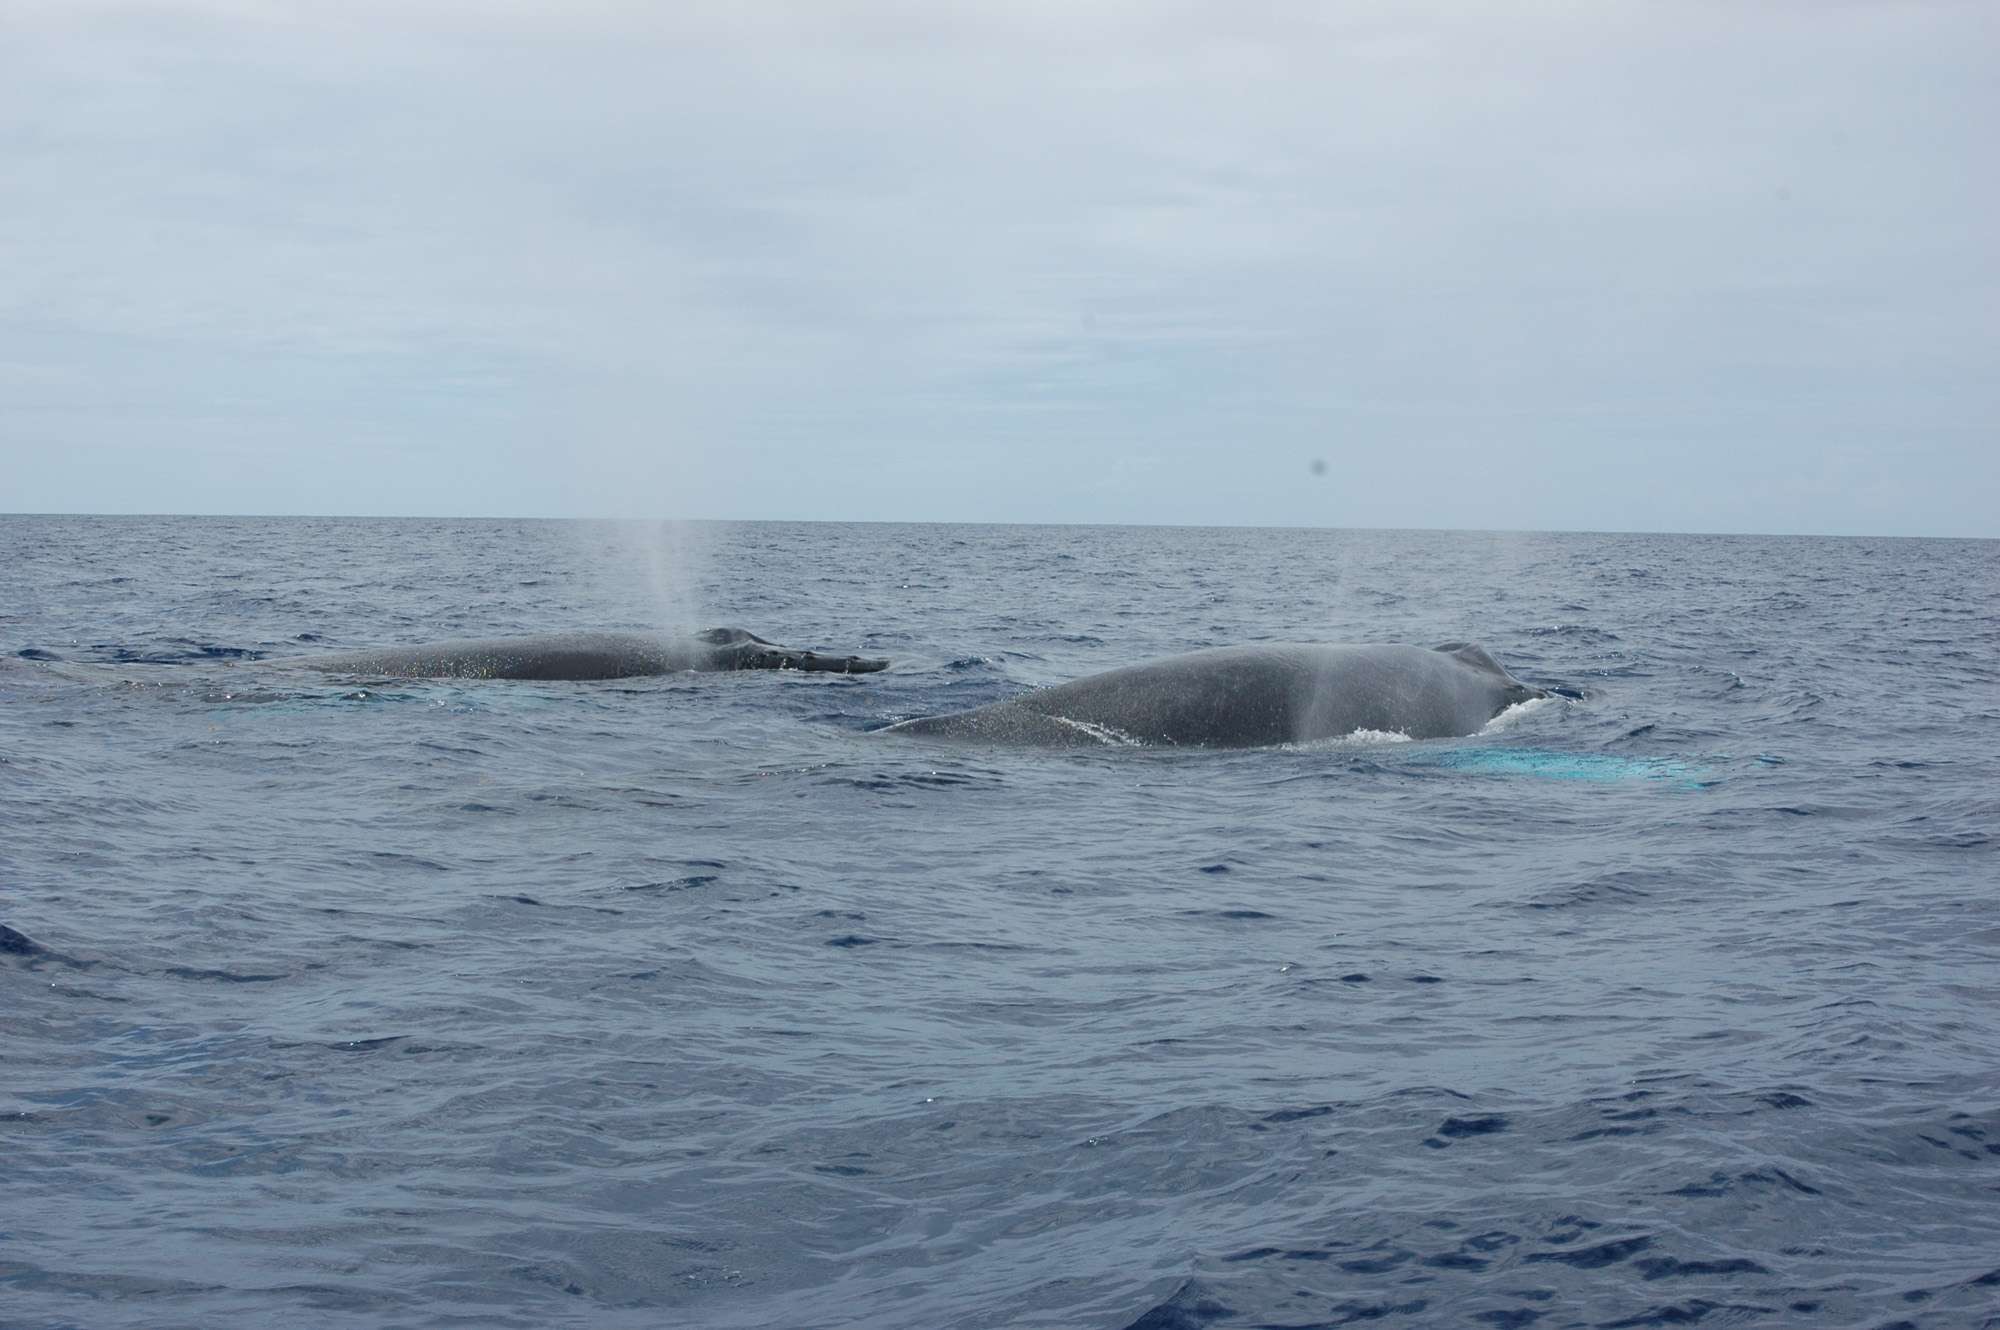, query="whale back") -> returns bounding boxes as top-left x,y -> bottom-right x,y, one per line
1288,642 -> 1533,741
1433,641 -> 1547,705
1022,645 -> 1320,747
283,628 -> 888,679
892,640 -> 1543,748
1433,641 -> 1508,675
